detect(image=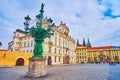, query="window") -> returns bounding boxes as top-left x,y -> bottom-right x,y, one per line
24,42 -> 26,47
22,43 -> 24,47
55,56 -> 57,62
30,50 -> 32,53
107,56 -> 109,60
17,34 -> 19,37
59,49 -> 60,54
55,48 -> 56,54
59,39 -> 60,46
63,39 -> 64,47
59,56 -> 60,62
63,50 -> 64,54
31,41 -> 33,46
55,38 -> 57,45
28,41 -> 29,47
49,47 -> 51,53
11,48 -> 13,52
